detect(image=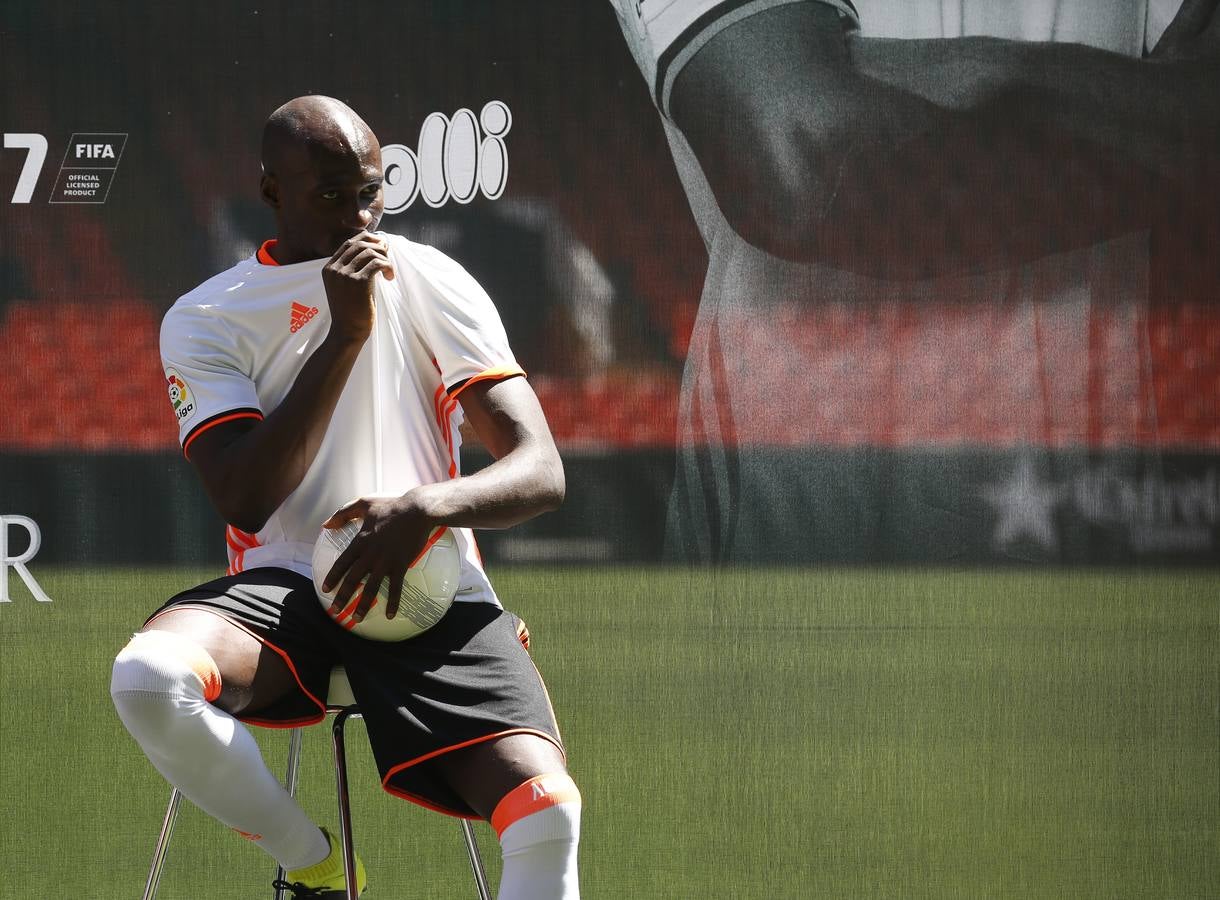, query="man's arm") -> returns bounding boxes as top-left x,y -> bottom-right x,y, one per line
320,375 -> 564,623
187,233 -> 393,533
669,2 -> 1219,276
